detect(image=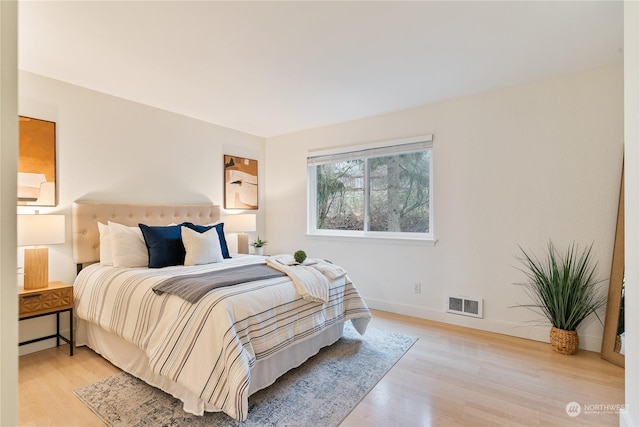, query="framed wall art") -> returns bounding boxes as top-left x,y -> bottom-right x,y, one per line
224,155 -> 258,209
18,116 -> 57,206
